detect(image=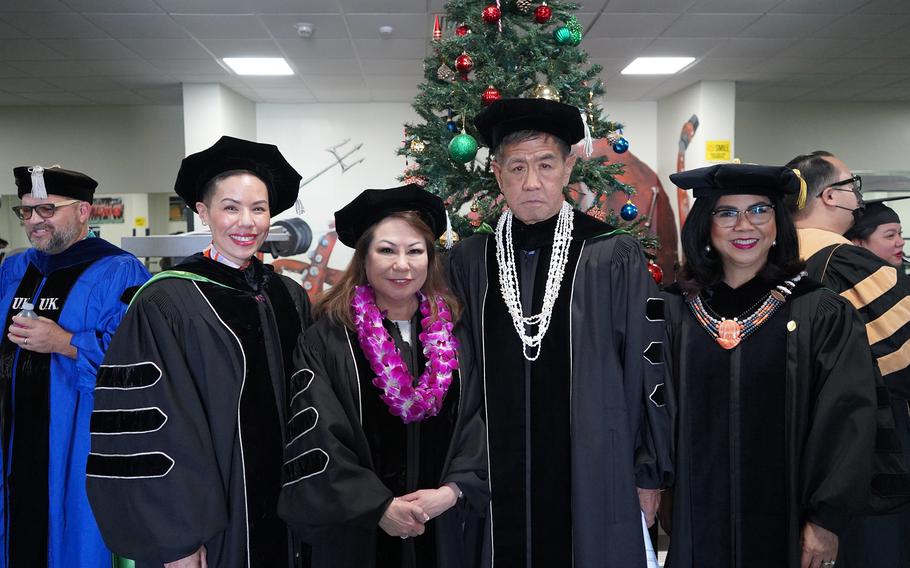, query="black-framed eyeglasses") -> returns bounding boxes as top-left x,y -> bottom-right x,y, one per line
710,203 -> 775,228
827,174 -> 863,198
11,199 -> 80,221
